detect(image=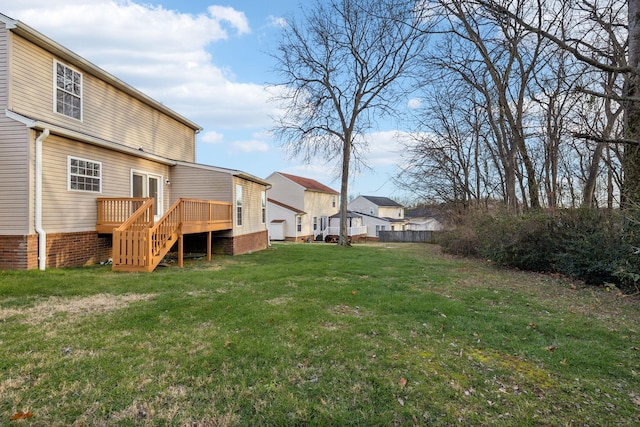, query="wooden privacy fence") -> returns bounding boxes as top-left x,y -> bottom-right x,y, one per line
378,230 -> 441,243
